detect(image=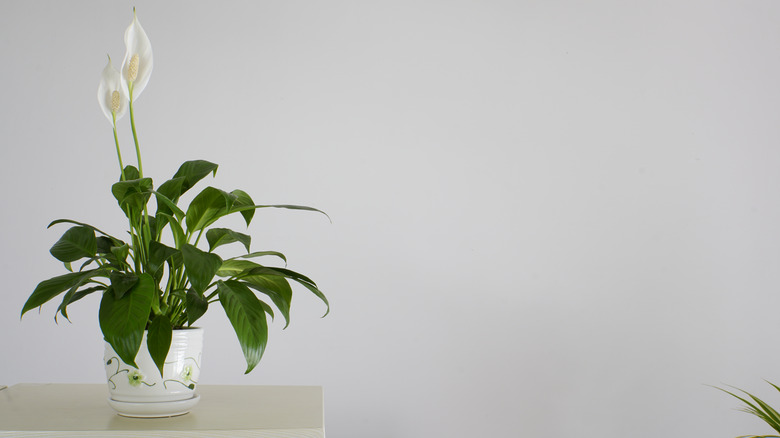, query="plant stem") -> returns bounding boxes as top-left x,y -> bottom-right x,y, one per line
111,112 -> 125,181
127,81 -> 152,270
128,83 -> 143,179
